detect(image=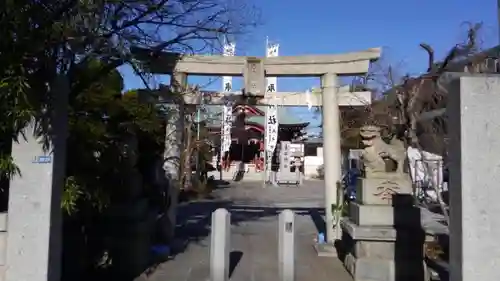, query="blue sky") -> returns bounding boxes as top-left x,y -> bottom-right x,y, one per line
121,0 -> 498,134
